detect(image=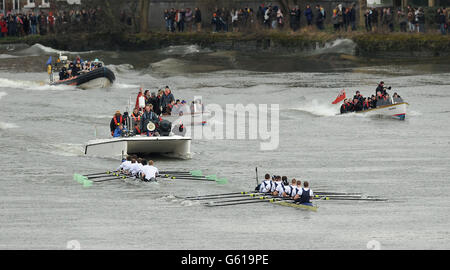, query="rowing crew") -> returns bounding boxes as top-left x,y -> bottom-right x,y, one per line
256,174 -> 313,205
117,155 -> 159,182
